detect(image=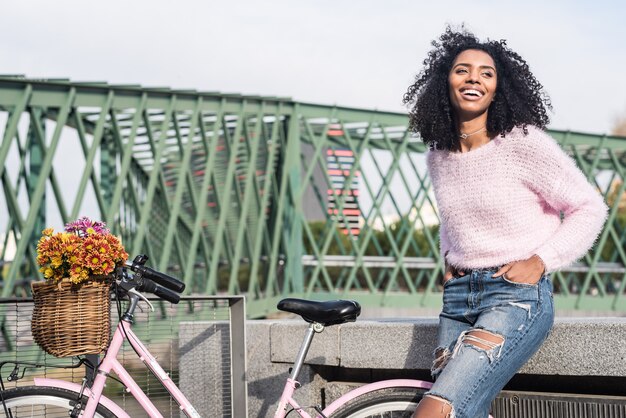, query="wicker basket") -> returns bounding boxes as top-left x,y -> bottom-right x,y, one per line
31,277 -> 112,357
